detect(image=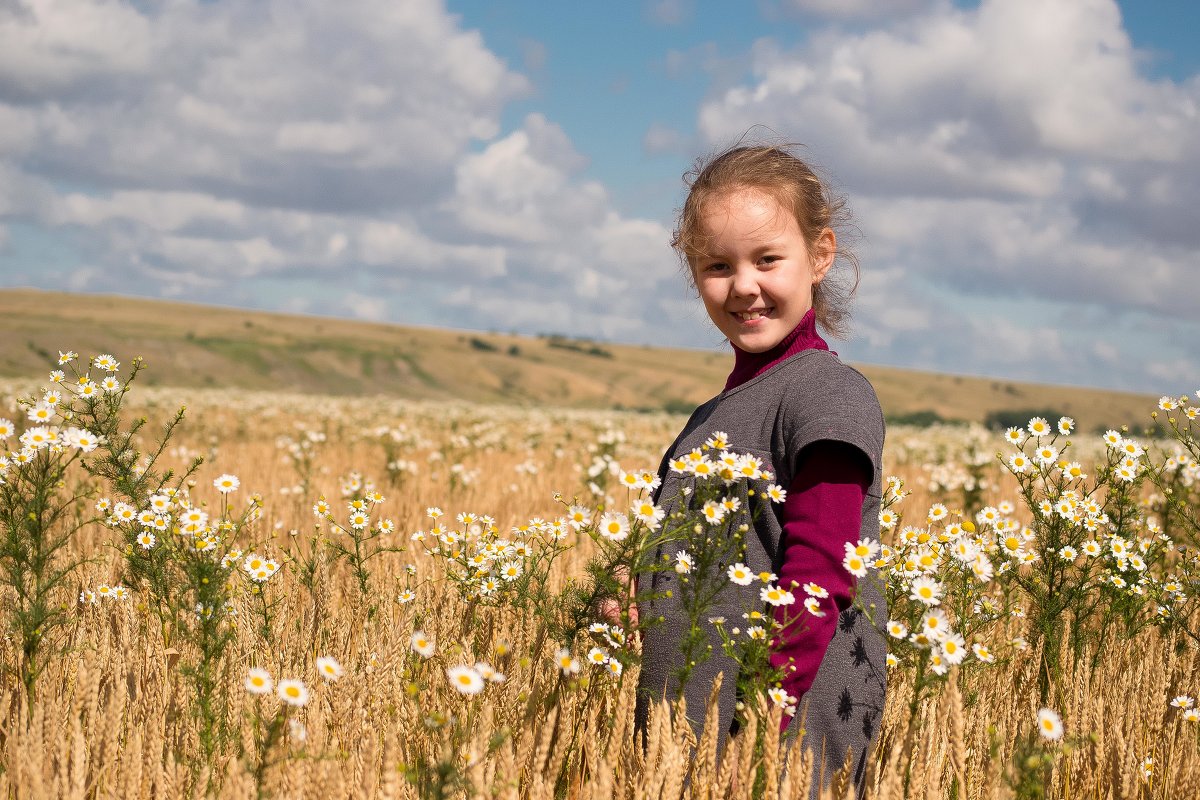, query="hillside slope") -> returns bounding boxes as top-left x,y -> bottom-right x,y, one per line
0,288 -> 1156,428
